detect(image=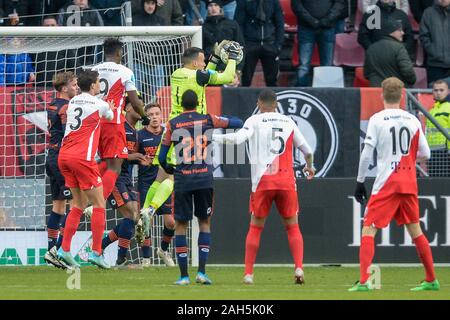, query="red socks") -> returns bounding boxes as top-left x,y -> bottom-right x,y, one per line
102,170 -> 118,199
98,161 -> 108,176
413,234 -> 436,282
359,236 -> 375,284
245,224 -> 264,275
91,207 -> 106,255
61,207 -> 83,252
286,224 -> 304,269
